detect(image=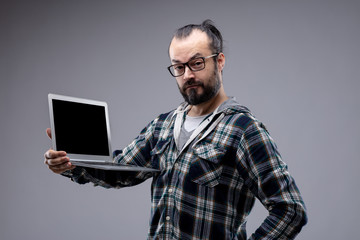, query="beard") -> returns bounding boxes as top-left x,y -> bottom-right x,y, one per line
178,68 -> 221,106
